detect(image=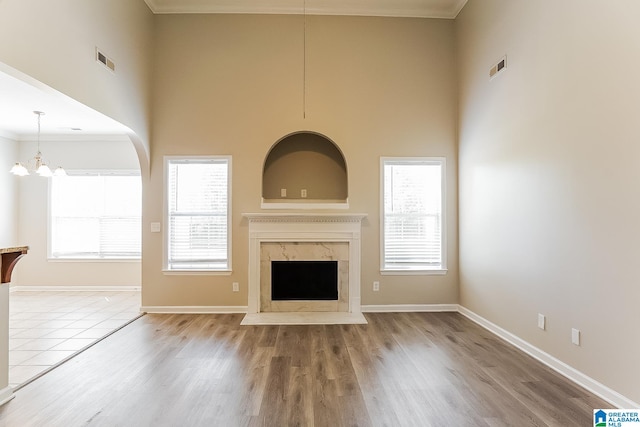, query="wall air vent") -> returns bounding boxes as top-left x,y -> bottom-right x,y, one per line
96,48 -> 115,72
489,56 -> 507,80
